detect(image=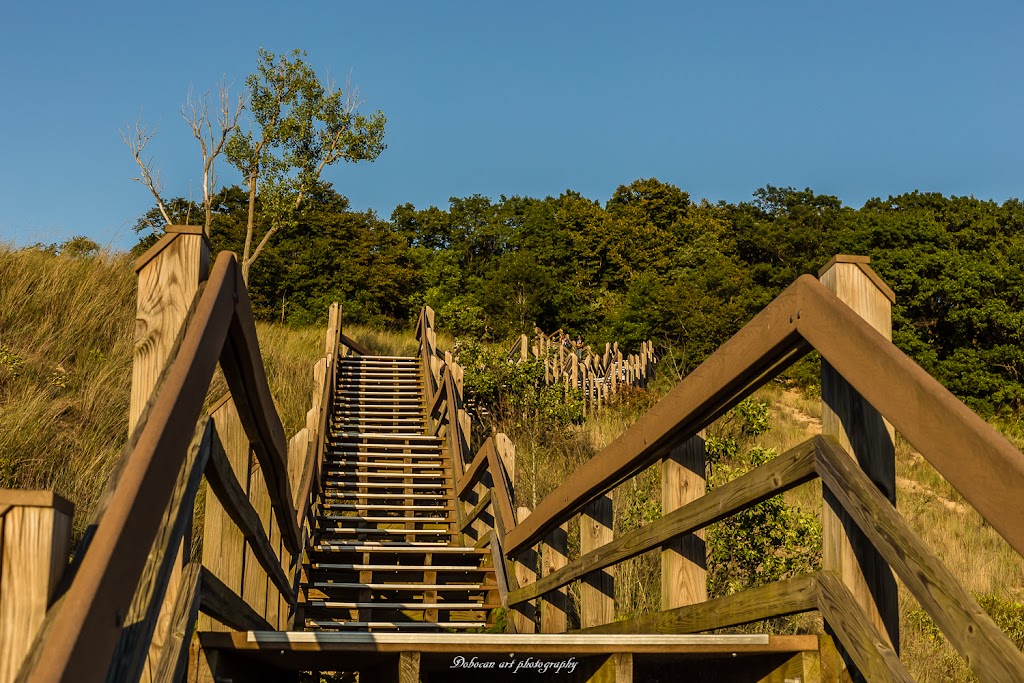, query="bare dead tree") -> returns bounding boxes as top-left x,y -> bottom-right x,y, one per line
121,115 -> 172,226
182,78 -> 245,233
